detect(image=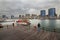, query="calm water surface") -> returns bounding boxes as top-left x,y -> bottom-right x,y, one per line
30,19 -> 60,32
0,19 -> 60,32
